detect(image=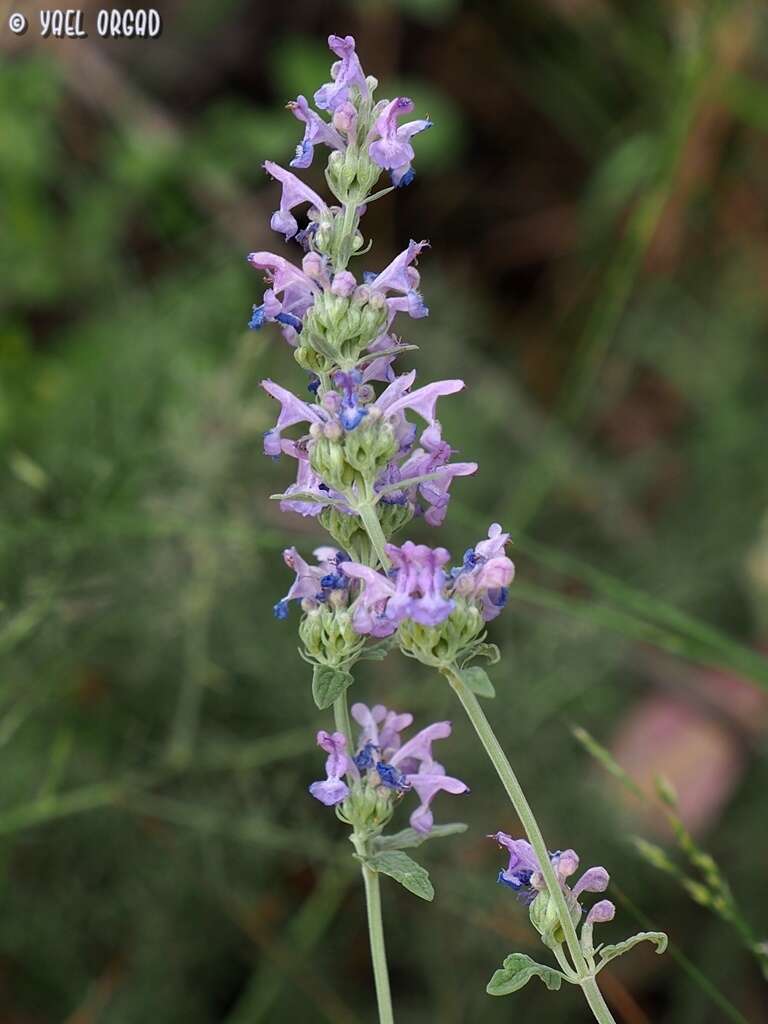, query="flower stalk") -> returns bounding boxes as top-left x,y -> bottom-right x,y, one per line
354,838 -> 395,1024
